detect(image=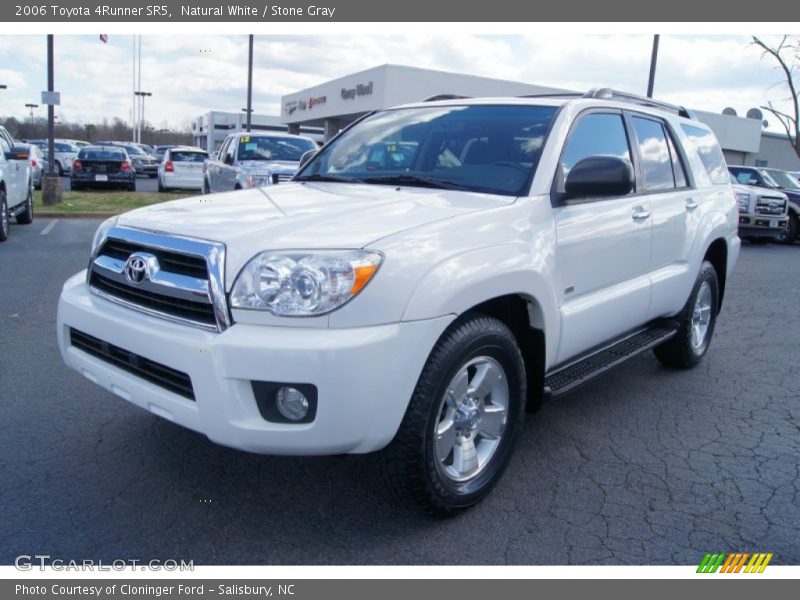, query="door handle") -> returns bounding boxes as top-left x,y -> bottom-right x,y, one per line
685,198 -> 699,210
632,206 -> 650,221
